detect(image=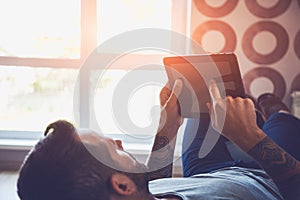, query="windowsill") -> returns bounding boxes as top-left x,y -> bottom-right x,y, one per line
0,139 -> 37,151
0,138 -> 182,157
